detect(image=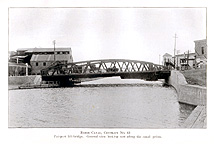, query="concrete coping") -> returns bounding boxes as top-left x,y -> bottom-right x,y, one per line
182,84 -> 207,89
182,105 -> 206,128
